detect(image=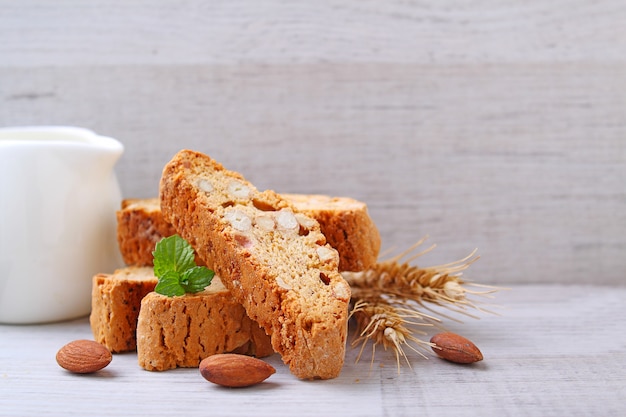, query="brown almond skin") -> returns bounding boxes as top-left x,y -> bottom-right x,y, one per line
430,332 -> 483,364
199,353 -> 275,388
56,339 -> 112,373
